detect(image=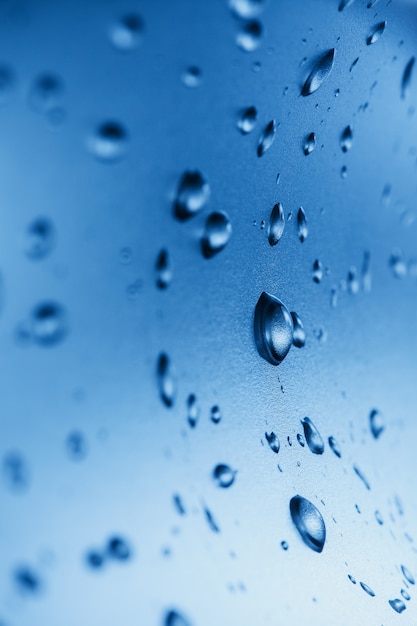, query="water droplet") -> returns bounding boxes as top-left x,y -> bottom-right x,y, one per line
289,495 -> 326,553
401,57 -> 415,99
89,120 -> 129,162
229,0 -> 264,18
203,505 -> 220,533
281,540 -> 289,550
374,510 -> 383,525
301,417 -> 324,454
86,550 -> 105,569
350,57 -> 359,72
268,203 -> 285,246
236,20 -> 262,52
31,302 -> 68,347
290,312 -> 305,348
66,431 -> 88,461
3,452 -> 29,491
201,211 -> 232,258
119,246 -> 132,265
14,566 -> 41,594
174,170 -> 210,221
296,433 -> 305,448
164,610 -> 191,626
265,431 -> 280,453
330,287 -> 338,308
347,267 -> 359,294
366,21 -> 386,46
389,599 -> 406,613
367,0 -> 380,6
340,165 -> 348,179
157,353 -> 177,408
110,13 -> 144,51
369,408 -> 385,439
29,73 -> 64,113
24,217 -> 54,260
237,105 -> 257,134
303,132 -> 316,155
338,0 -> 355,10
353,464 -> 371,490
301,49 -> 335,97
107,536 -> 131,561
173,494 -> 186,515
297,207 -> 308,243
389,250 -> 407,278
362,250 -> 372,293
400,588 -> 411,601
187,394 -> 200,428
213,464 -> 236,488
340,125 -> 353,152
181,66 -> 202,88
401,564 -> 415,584
328,436 -> 341,458
210,405 -> 222,424
312,260 -> 323,283
156,249 -> 173,289
348,574 -> 356,584
257,120 -> 276,157
360,582 -> 375,597
254,291 -> 294,365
